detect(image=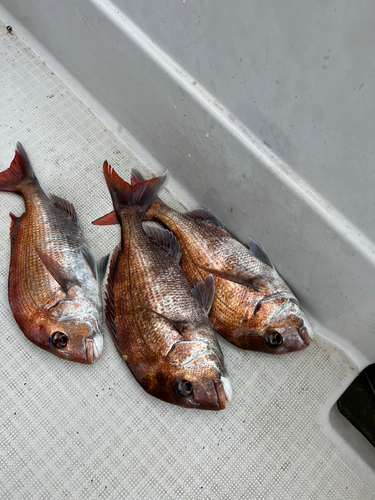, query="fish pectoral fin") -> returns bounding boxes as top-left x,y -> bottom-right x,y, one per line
248,237 -> 275,269
9,212 -> 21,252
35,246 -> 80,293
191,274 -> 215,315
185,208 -> 226,230
127,298 -> 190,336
143,225 -> 181,262
42,289 -> 66,311
92,211 -> 119,225
50,194 -> 79,225
198,264 -> 261,292
105,244 -> 120,349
